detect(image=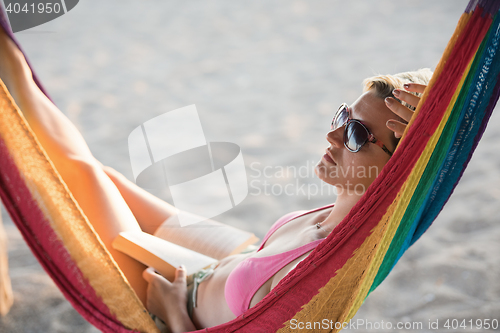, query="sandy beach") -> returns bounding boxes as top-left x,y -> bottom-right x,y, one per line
1,1 -> 499,332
